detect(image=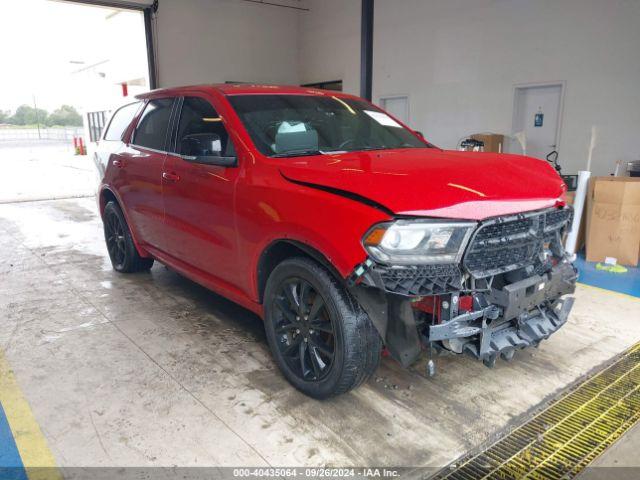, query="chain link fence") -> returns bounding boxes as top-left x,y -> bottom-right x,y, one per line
0,127 -> 84,142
